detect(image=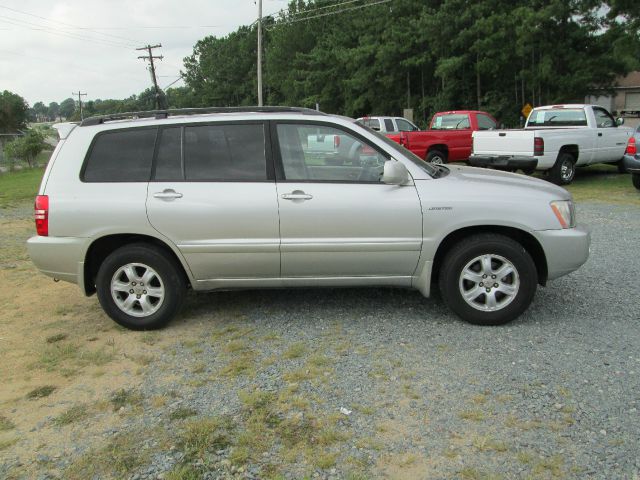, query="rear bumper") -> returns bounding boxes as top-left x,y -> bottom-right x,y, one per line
469,155 -> 538,170
533,226 -> 590,281
623,154 -> 640,173
27,235 -> 87,288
